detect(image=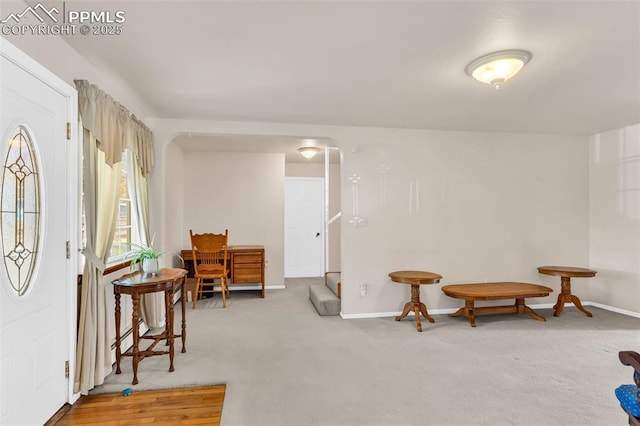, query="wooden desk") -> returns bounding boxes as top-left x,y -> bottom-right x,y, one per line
537,266 -> 597,317
389,270 -> 442,332
112,268 -> 188,385
442,282 -> 553,327
181,245 -> 265,298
